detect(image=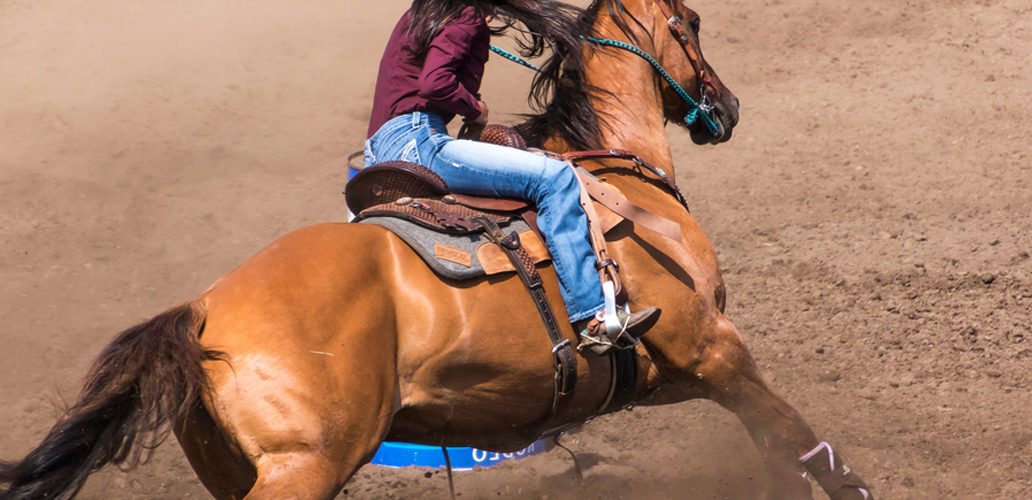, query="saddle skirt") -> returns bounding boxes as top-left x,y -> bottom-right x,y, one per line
358,215 -> 549,280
